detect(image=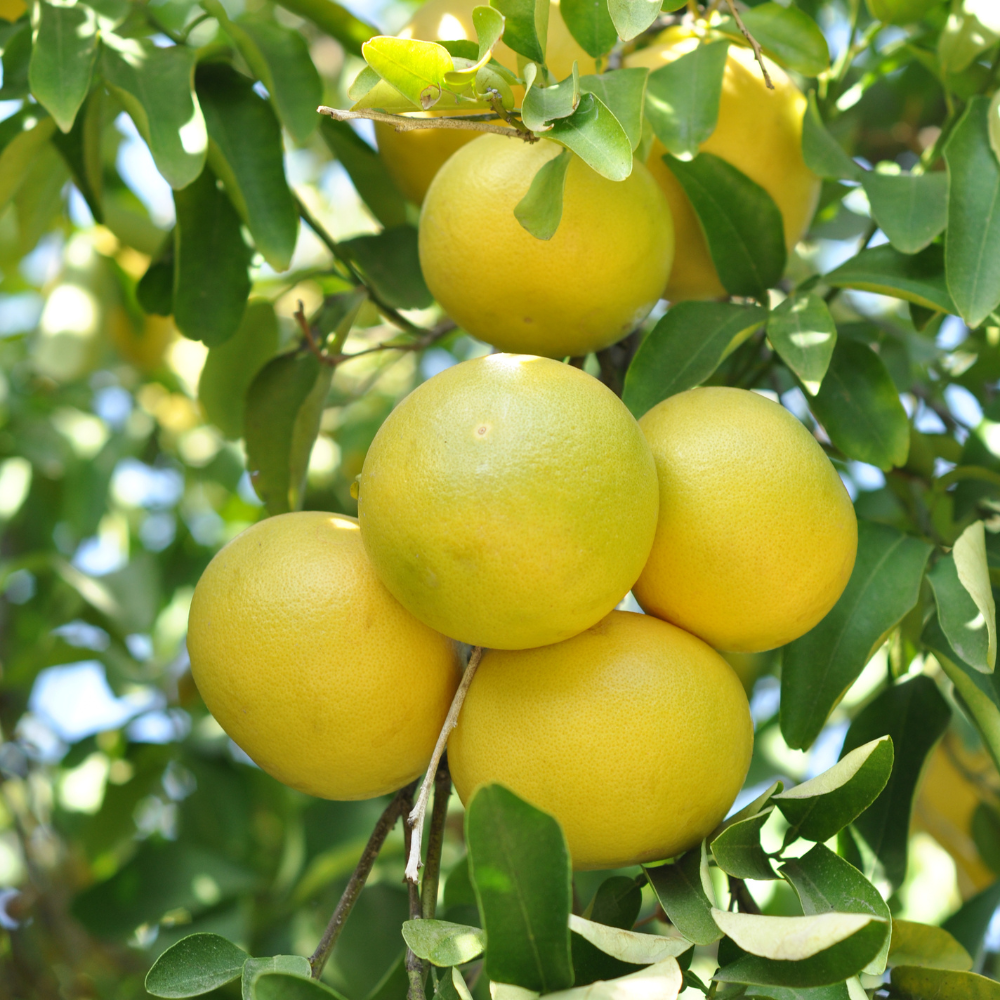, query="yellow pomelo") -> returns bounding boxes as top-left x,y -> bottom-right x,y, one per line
633,388 -> 857,652
358,354 -> 659,649
449,610 -> 753,869
419,134 -> 673,357
376,0 -> 592,204
625,31 -> 820,301
187,511 -> 461,800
